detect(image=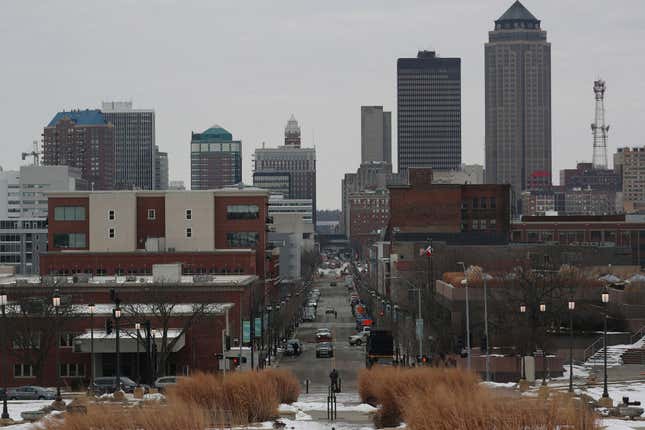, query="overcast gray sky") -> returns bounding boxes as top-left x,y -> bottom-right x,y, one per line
1,1 -> 644,209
